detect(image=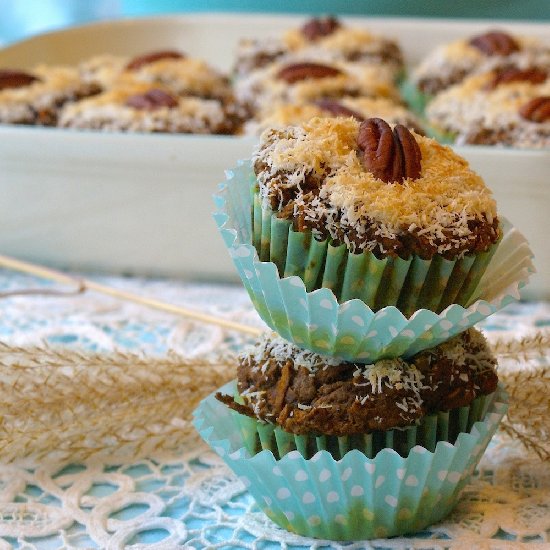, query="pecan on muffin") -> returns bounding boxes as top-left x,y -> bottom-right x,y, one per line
0,65 -> 100,126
